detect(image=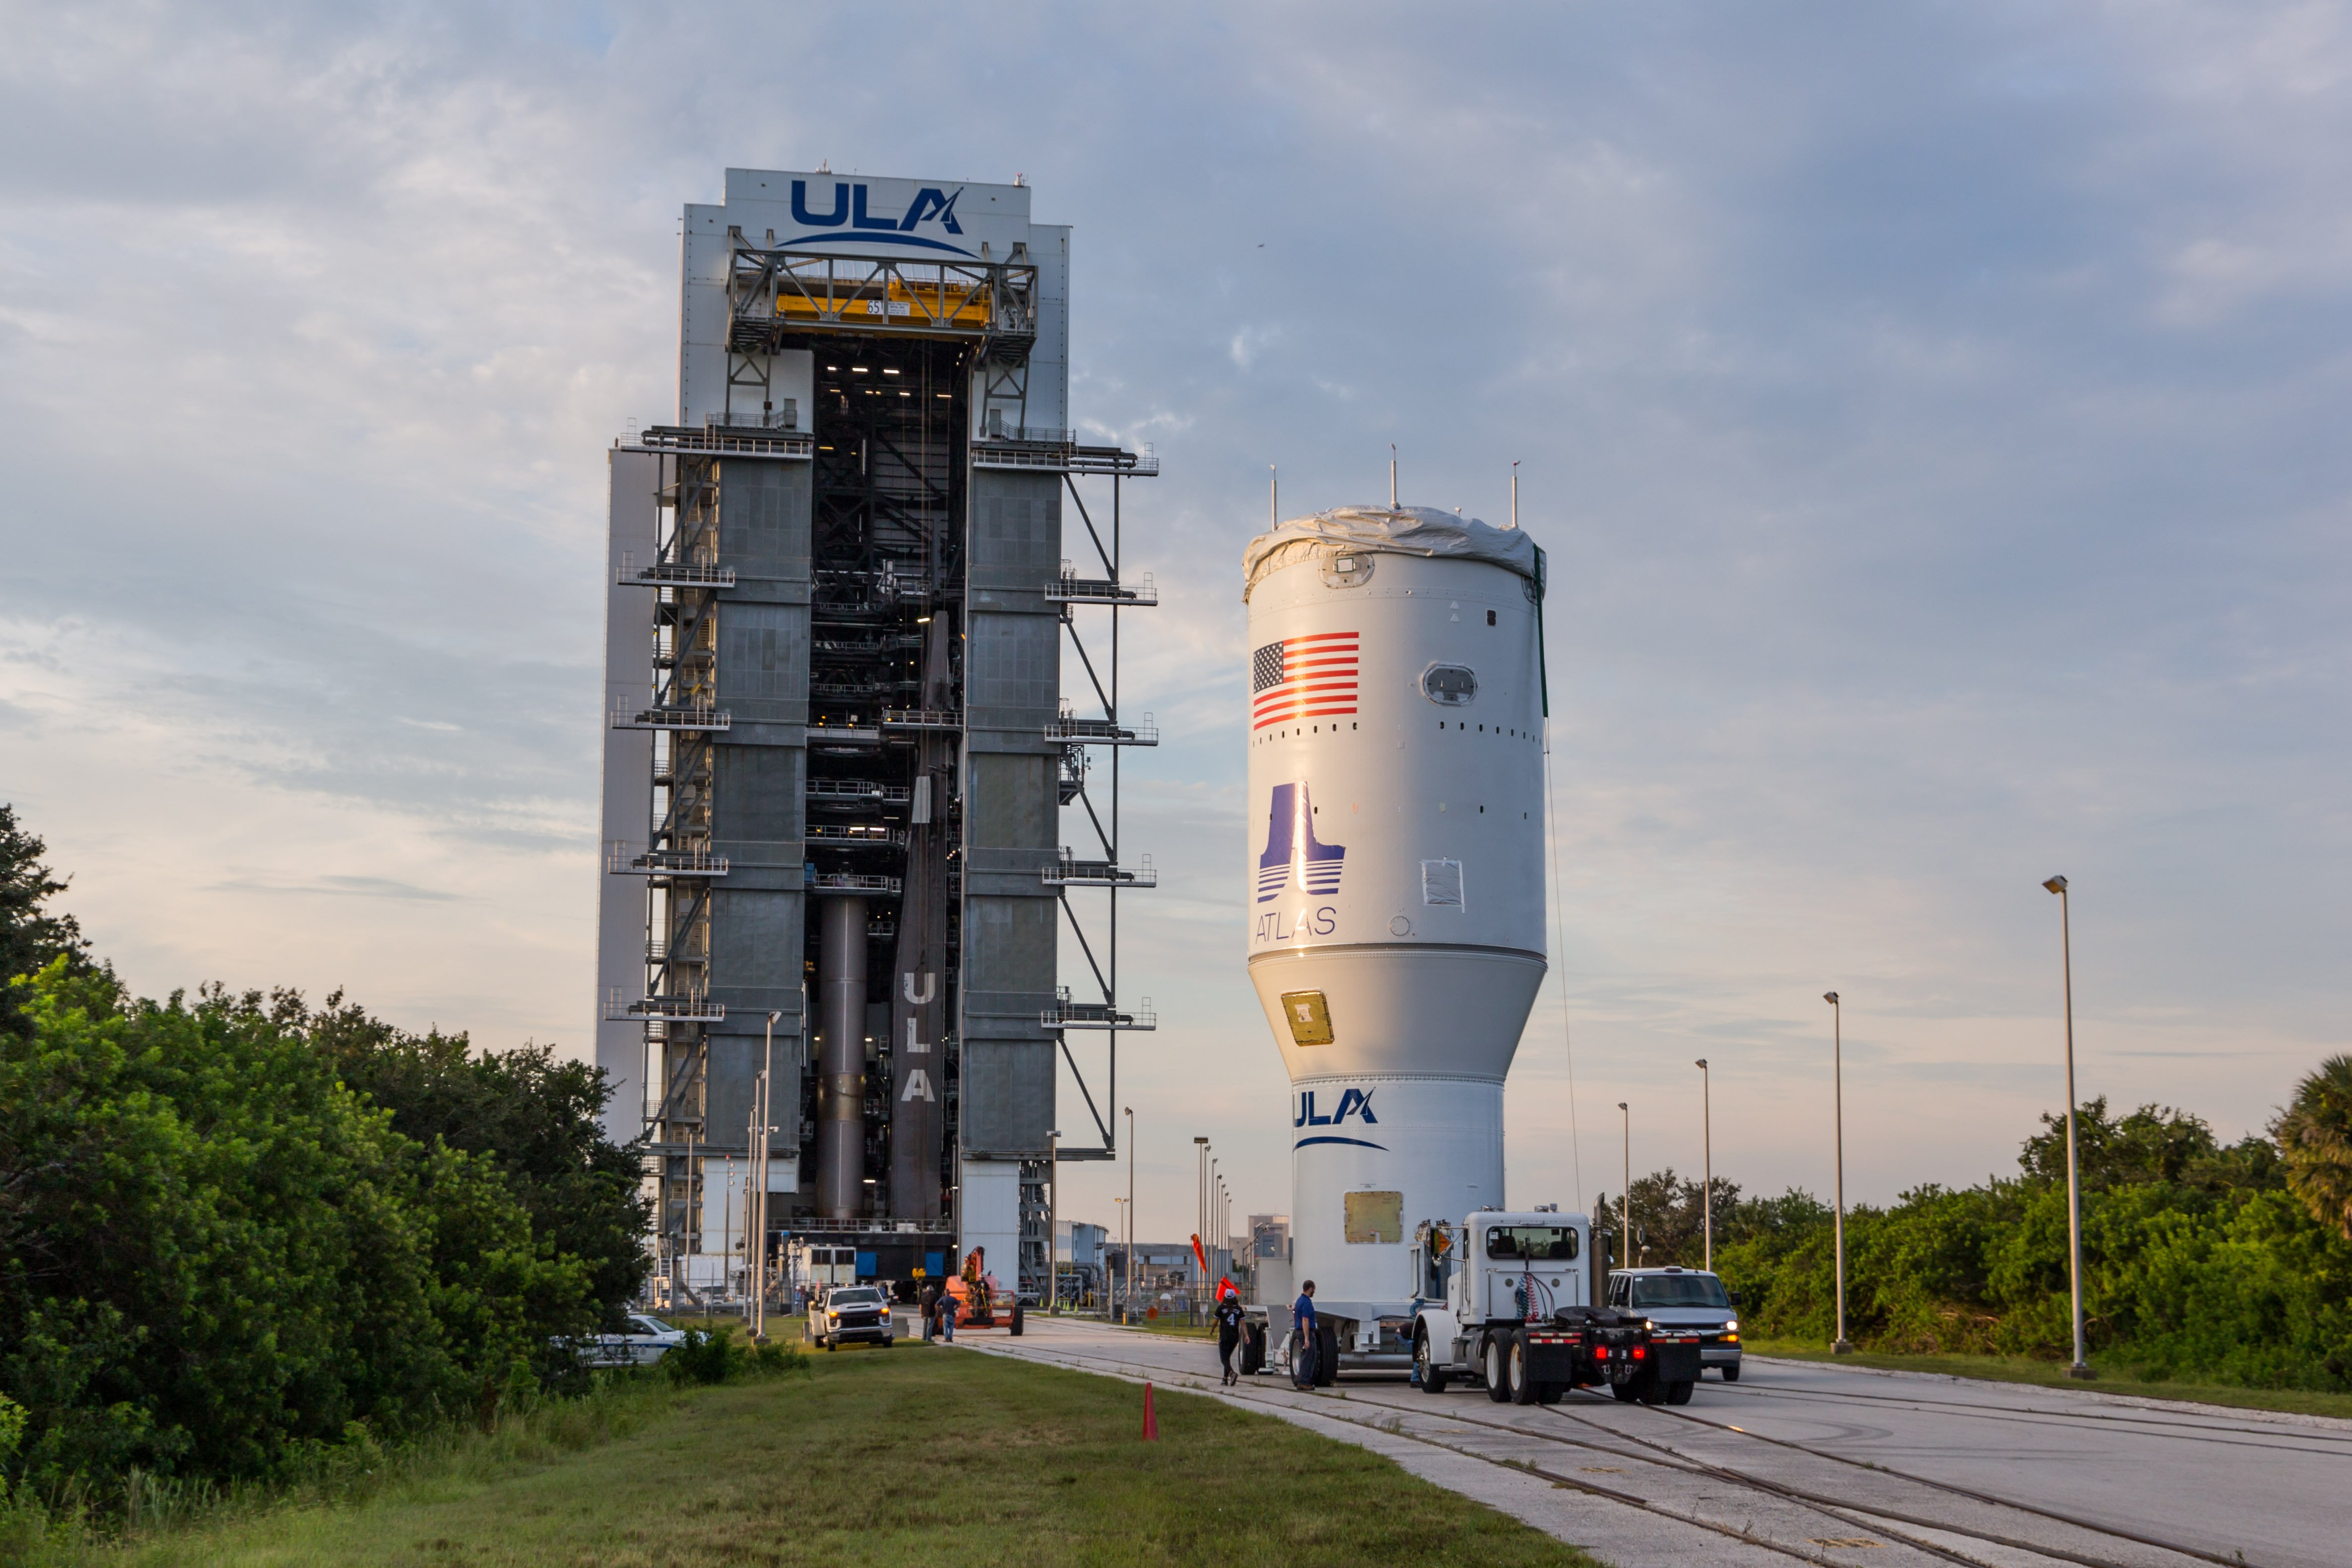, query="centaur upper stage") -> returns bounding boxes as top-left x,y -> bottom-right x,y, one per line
1243,507 -> 1550,1087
